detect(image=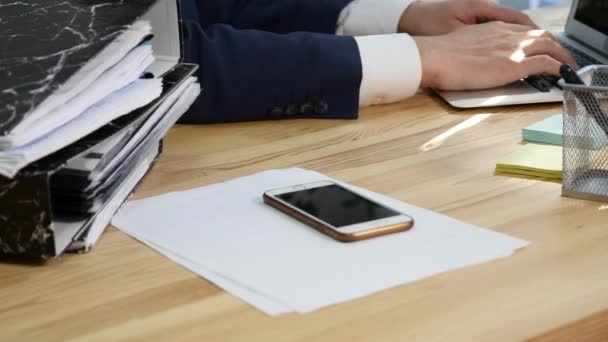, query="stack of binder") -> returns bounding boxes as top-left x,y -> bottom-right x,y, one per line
0,0 -> 199,258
